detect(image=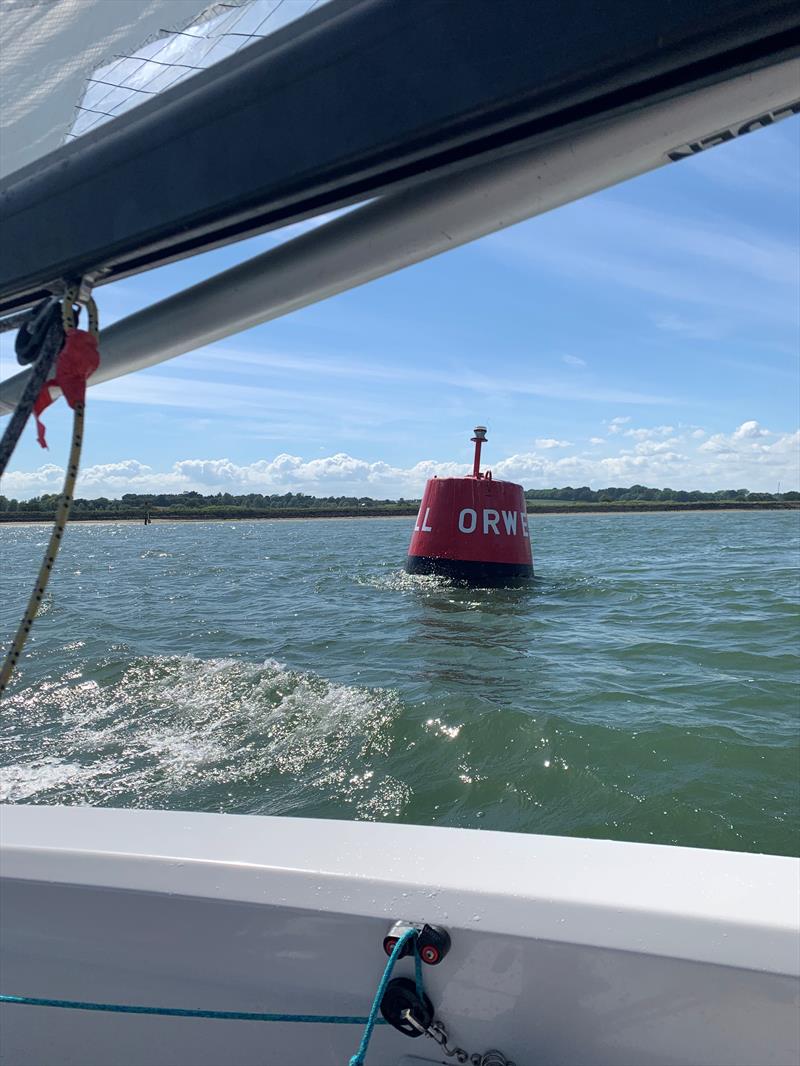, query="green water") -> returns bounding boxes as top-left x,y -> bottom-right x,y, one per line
1,511 -> 798,855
